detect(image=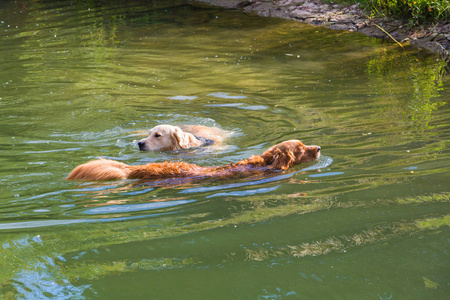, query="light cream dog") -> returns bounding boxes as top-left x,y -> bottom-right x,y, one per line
137,124 -> 230,151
